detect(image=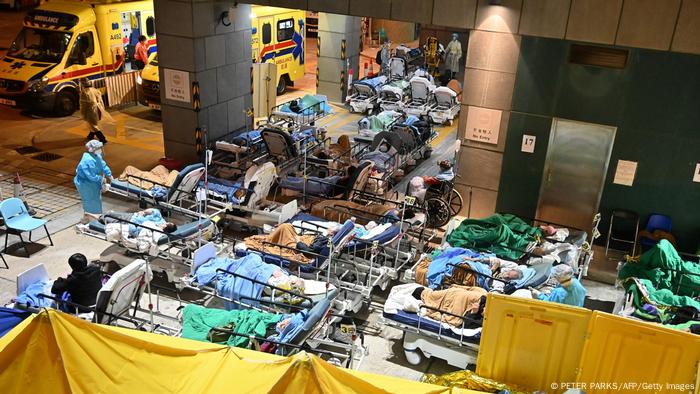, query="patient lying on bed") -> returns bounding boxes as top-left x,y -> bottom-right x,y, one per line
244,223 -> 334,265
385,283 -> 486,327
99,209 -> 177,253
279,165 -> 357,197
119,165 -> 179,190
